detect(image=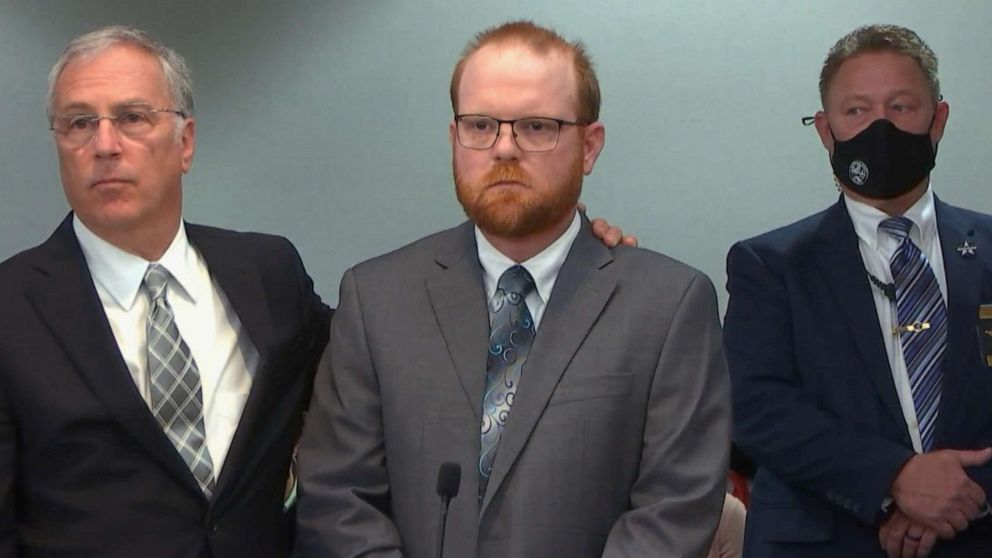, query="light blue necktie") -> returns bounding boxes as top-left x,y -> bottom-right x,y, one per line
479,265 -> 535,501
144,264 -> 216,497
880,217 -> 946,451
